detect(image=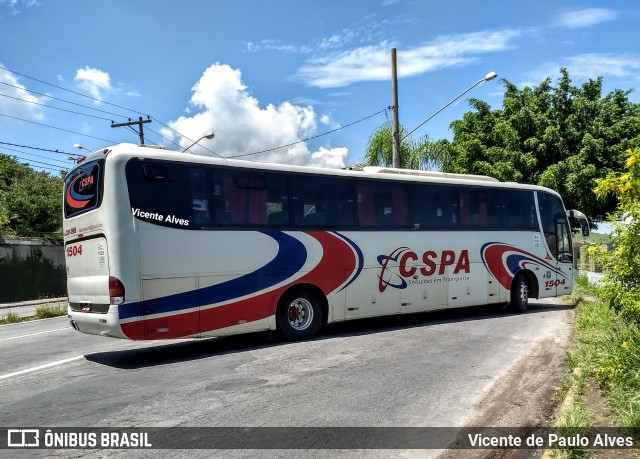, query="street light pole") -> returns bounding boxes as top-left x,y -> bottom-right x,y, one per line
391,48 -> 401,168
400,71 -> 498,142
182,131 -> 215,153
